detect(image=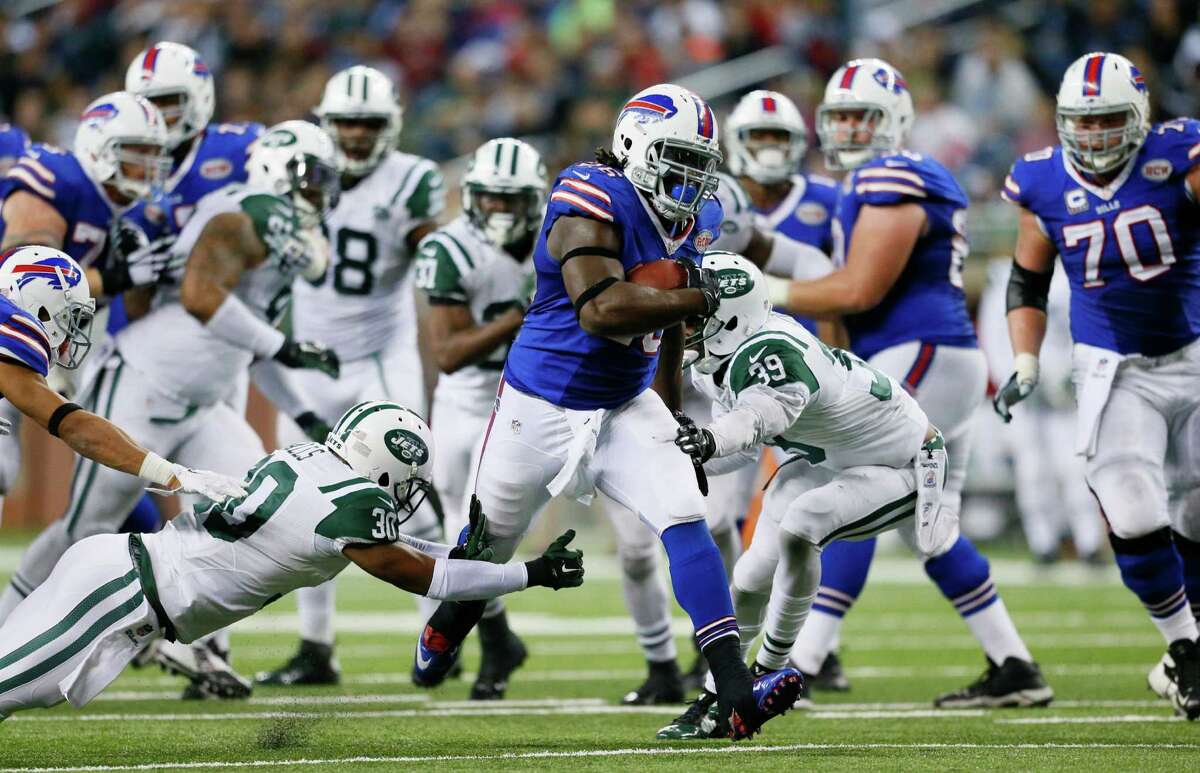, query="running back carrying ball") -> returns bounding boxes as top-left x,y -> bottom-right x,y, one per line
627,259 -> 689,290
